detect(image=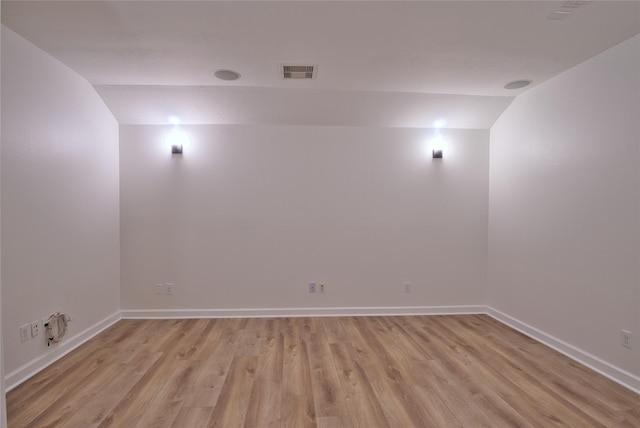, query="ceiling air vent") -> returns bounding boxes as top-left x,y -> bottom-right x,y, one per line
280,64 -> 317,80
